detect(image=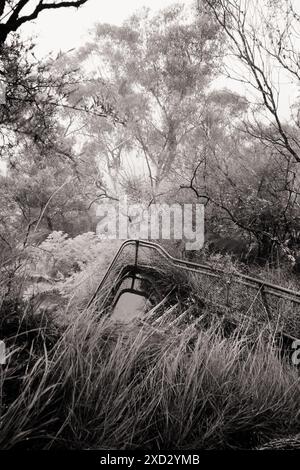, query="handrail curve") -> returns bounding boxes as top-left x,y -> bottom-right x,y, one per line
87,239 -> 300,308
